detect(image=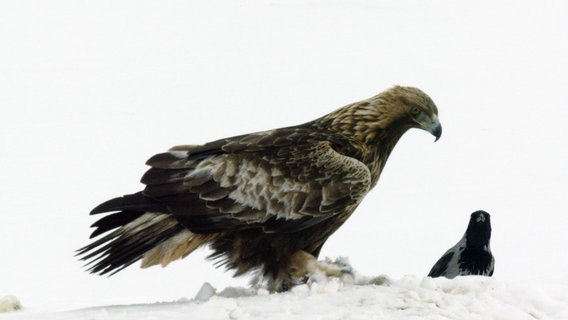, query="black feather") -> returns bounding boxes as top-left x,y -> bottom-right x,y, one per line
90,192 -> 166,215
89,211 -> 141,238
427,252 -> 453,278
